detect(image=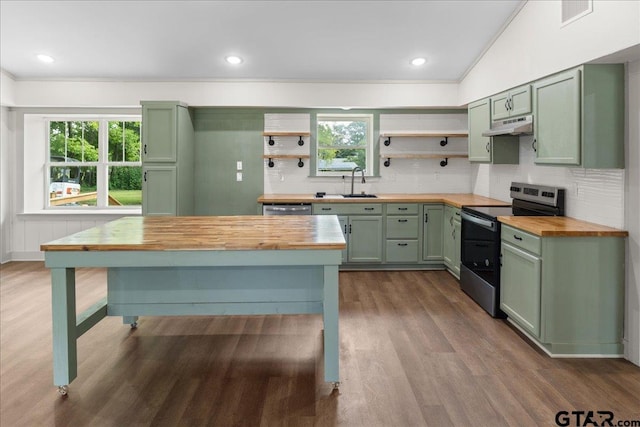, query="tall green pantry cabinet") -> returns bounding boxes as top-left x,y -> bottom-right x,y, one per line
141,101 -> 195,216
